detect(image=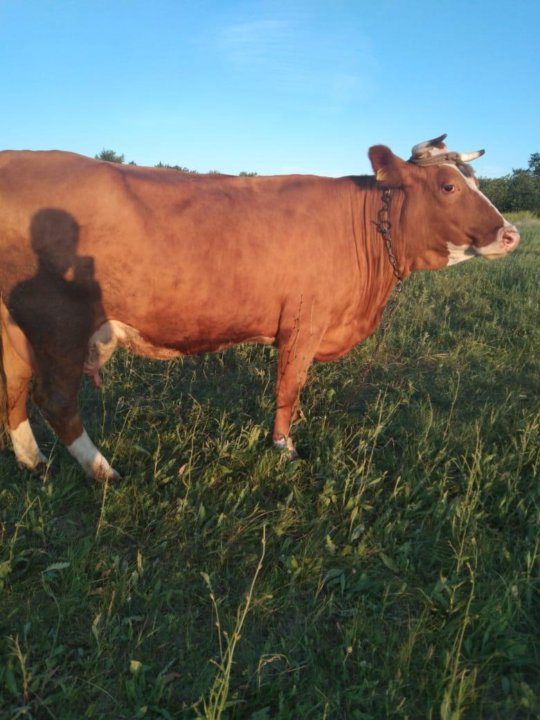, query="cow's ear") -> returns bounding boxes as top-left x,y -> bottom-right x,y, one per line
368,145 -> 407,186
